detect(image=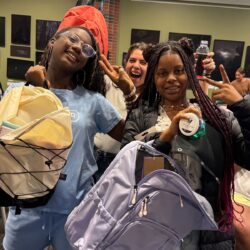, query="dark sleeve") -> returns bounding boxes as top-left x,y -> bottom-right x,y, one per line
121,109 -> 144,148
151,137 -> 172,155
121,107 -> 172,155
227,95 -> 250,170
